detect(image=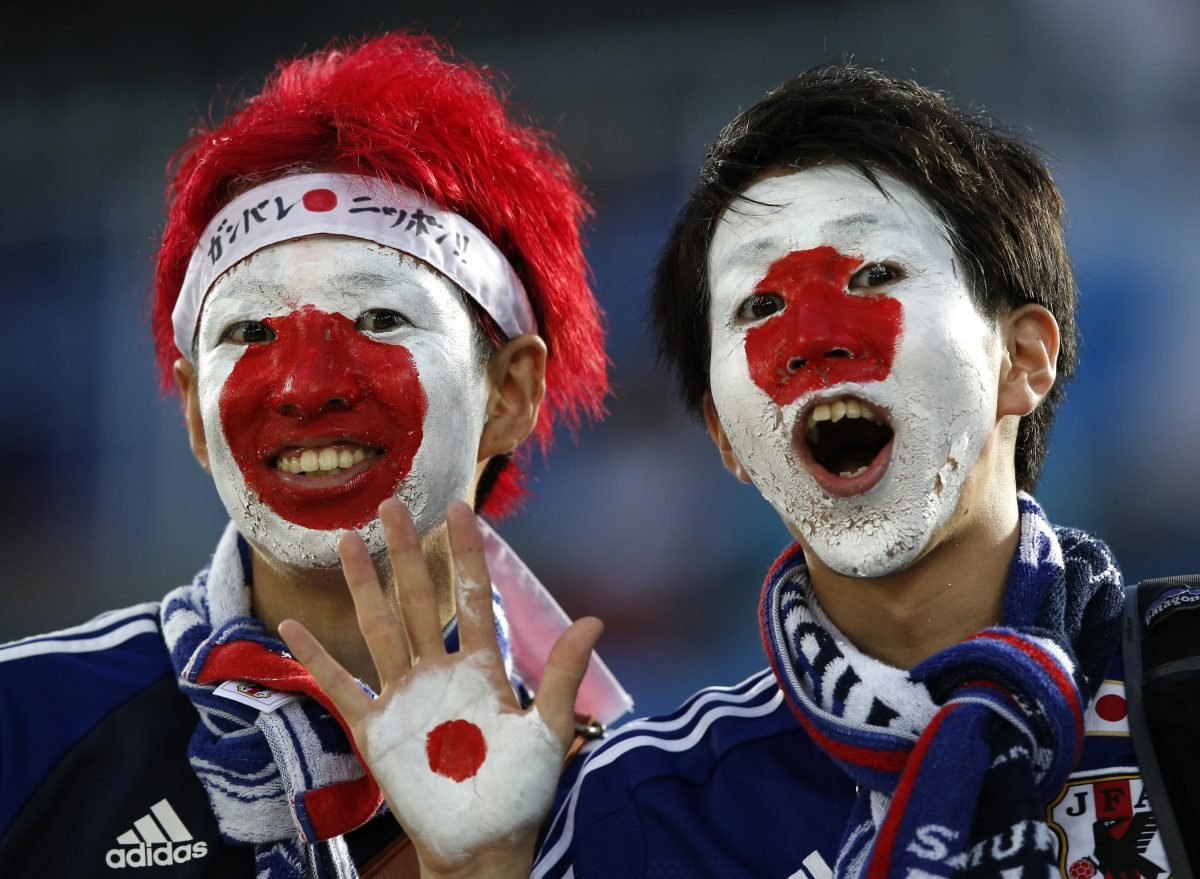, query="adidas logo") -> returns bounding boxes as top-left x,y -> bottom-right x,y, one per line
105,799 -> 208,869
